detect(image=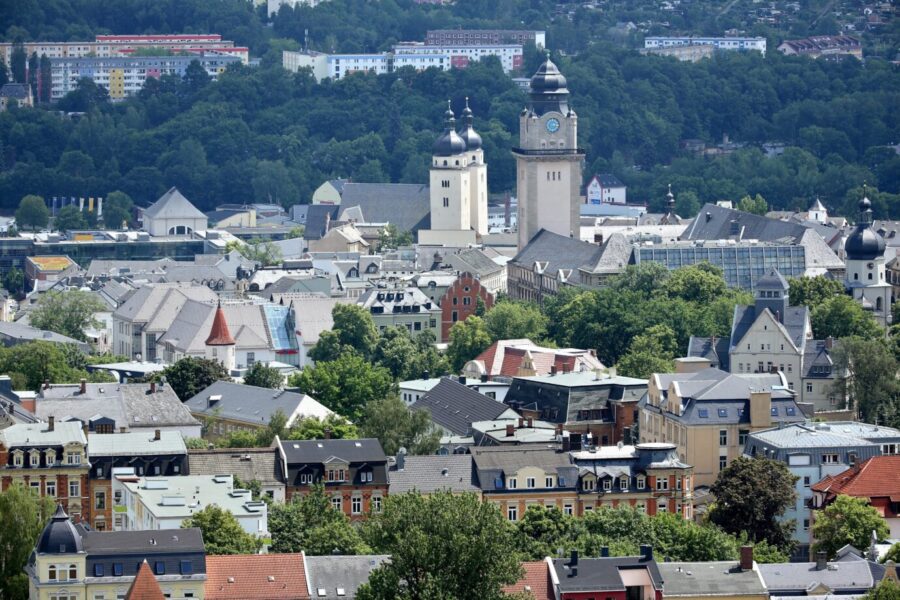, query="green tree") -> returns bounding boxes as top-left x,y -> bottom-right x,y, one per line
361,395 -> 440,456
9,43 -> 25,84
377,224 -> 413,250
230,239 -> 282,267
515,505 -> 579,560
446,316 -> 492,372
709,457 -> 798,550
880,542 -> 900,564
181,505 -> 261,555
662,263 -> 728,305
2,267 -> 24,297
288,353 -> 393,421
330,304 -> 379,360
286,414 -> 358,440
862,580 -> 900,600
101,191 -> 134,230
616,324 -> 678,379
830,337 -> 900,425
15,195 -> 49,231
29,290 -> 105,342
358,491 -> 523,600
54,205 -> 87,232
788,276 -> 845,310
812,495 -> 889,558
811,296 -> 883,340
268,484 -> 368,555
242,362 -> 283,389
160,357 -> 231,401
737,194 -> 768,215
0,483 -> 56,600
483,300 -> 548,341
